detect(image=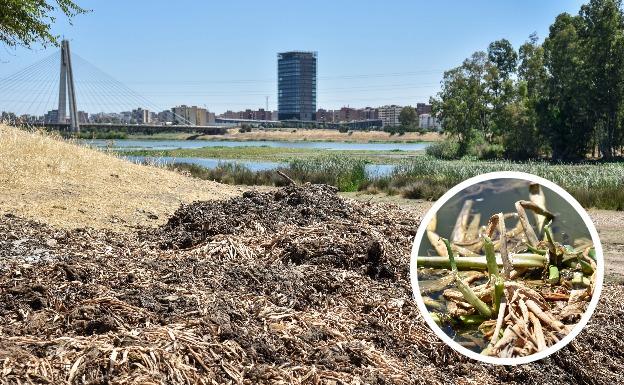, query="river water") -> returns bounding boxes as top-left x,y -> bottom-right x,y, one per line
82,138 -> 428,177
81,139 -> 430,152
123,156 -> 397,178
